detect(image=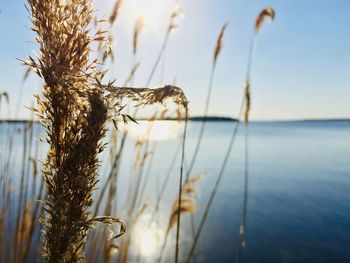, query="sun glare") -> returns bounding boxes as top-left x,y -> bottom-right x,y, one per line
132,218 -> 164,259
122,0 -> 178,32
139,229 -> 158,256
